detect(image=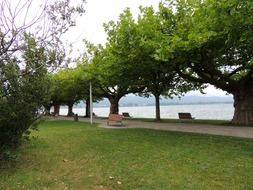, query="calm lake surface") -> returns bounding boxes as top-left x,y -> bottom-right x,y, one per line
60,103 -> 234,120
